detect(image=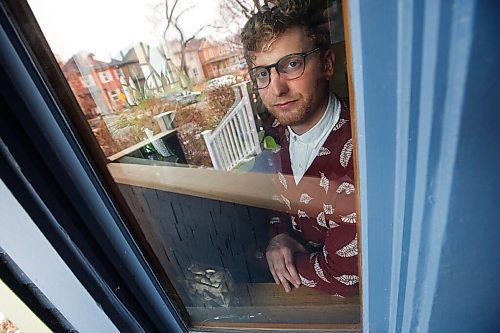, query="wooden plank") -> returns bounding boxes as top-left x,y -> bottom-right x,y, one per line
341,0 -> 364,324
187,283 -> 360,329
188,305 -> 359,325
236,283 -> 360,306
109,163 -> 281,211
192,321 -> 361,332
